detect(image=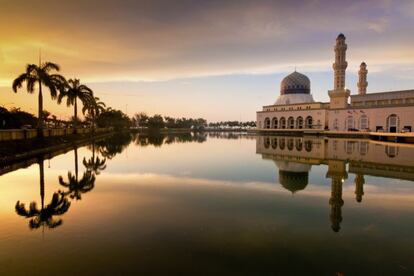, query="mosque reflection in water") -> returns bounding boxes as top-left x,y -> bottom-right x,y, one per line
257,135 -> 414,232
